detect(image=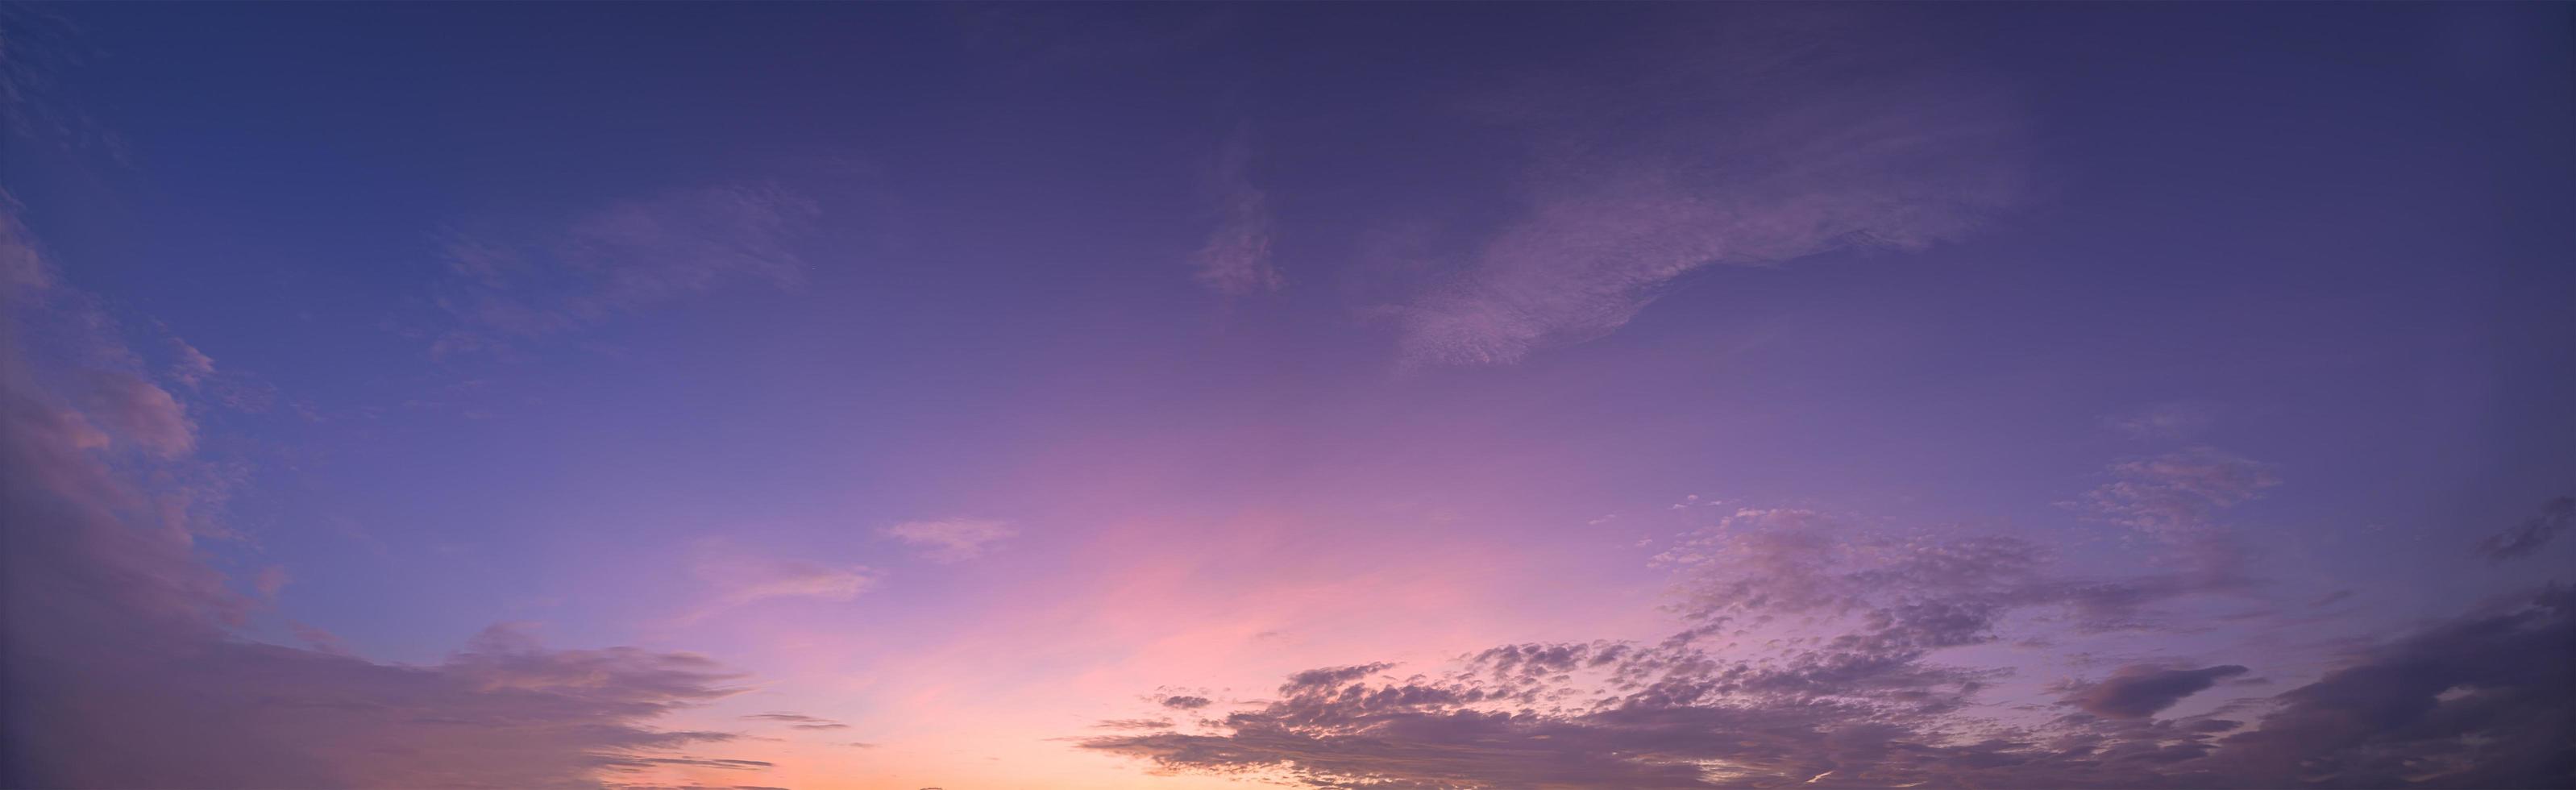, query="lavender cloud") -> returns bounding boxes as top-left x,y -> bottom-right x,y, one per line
2059,664 -> 2250,719
1394,10 -> 2027,366
2072,447 -> 2279,542
2204,586 -> 2575,788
